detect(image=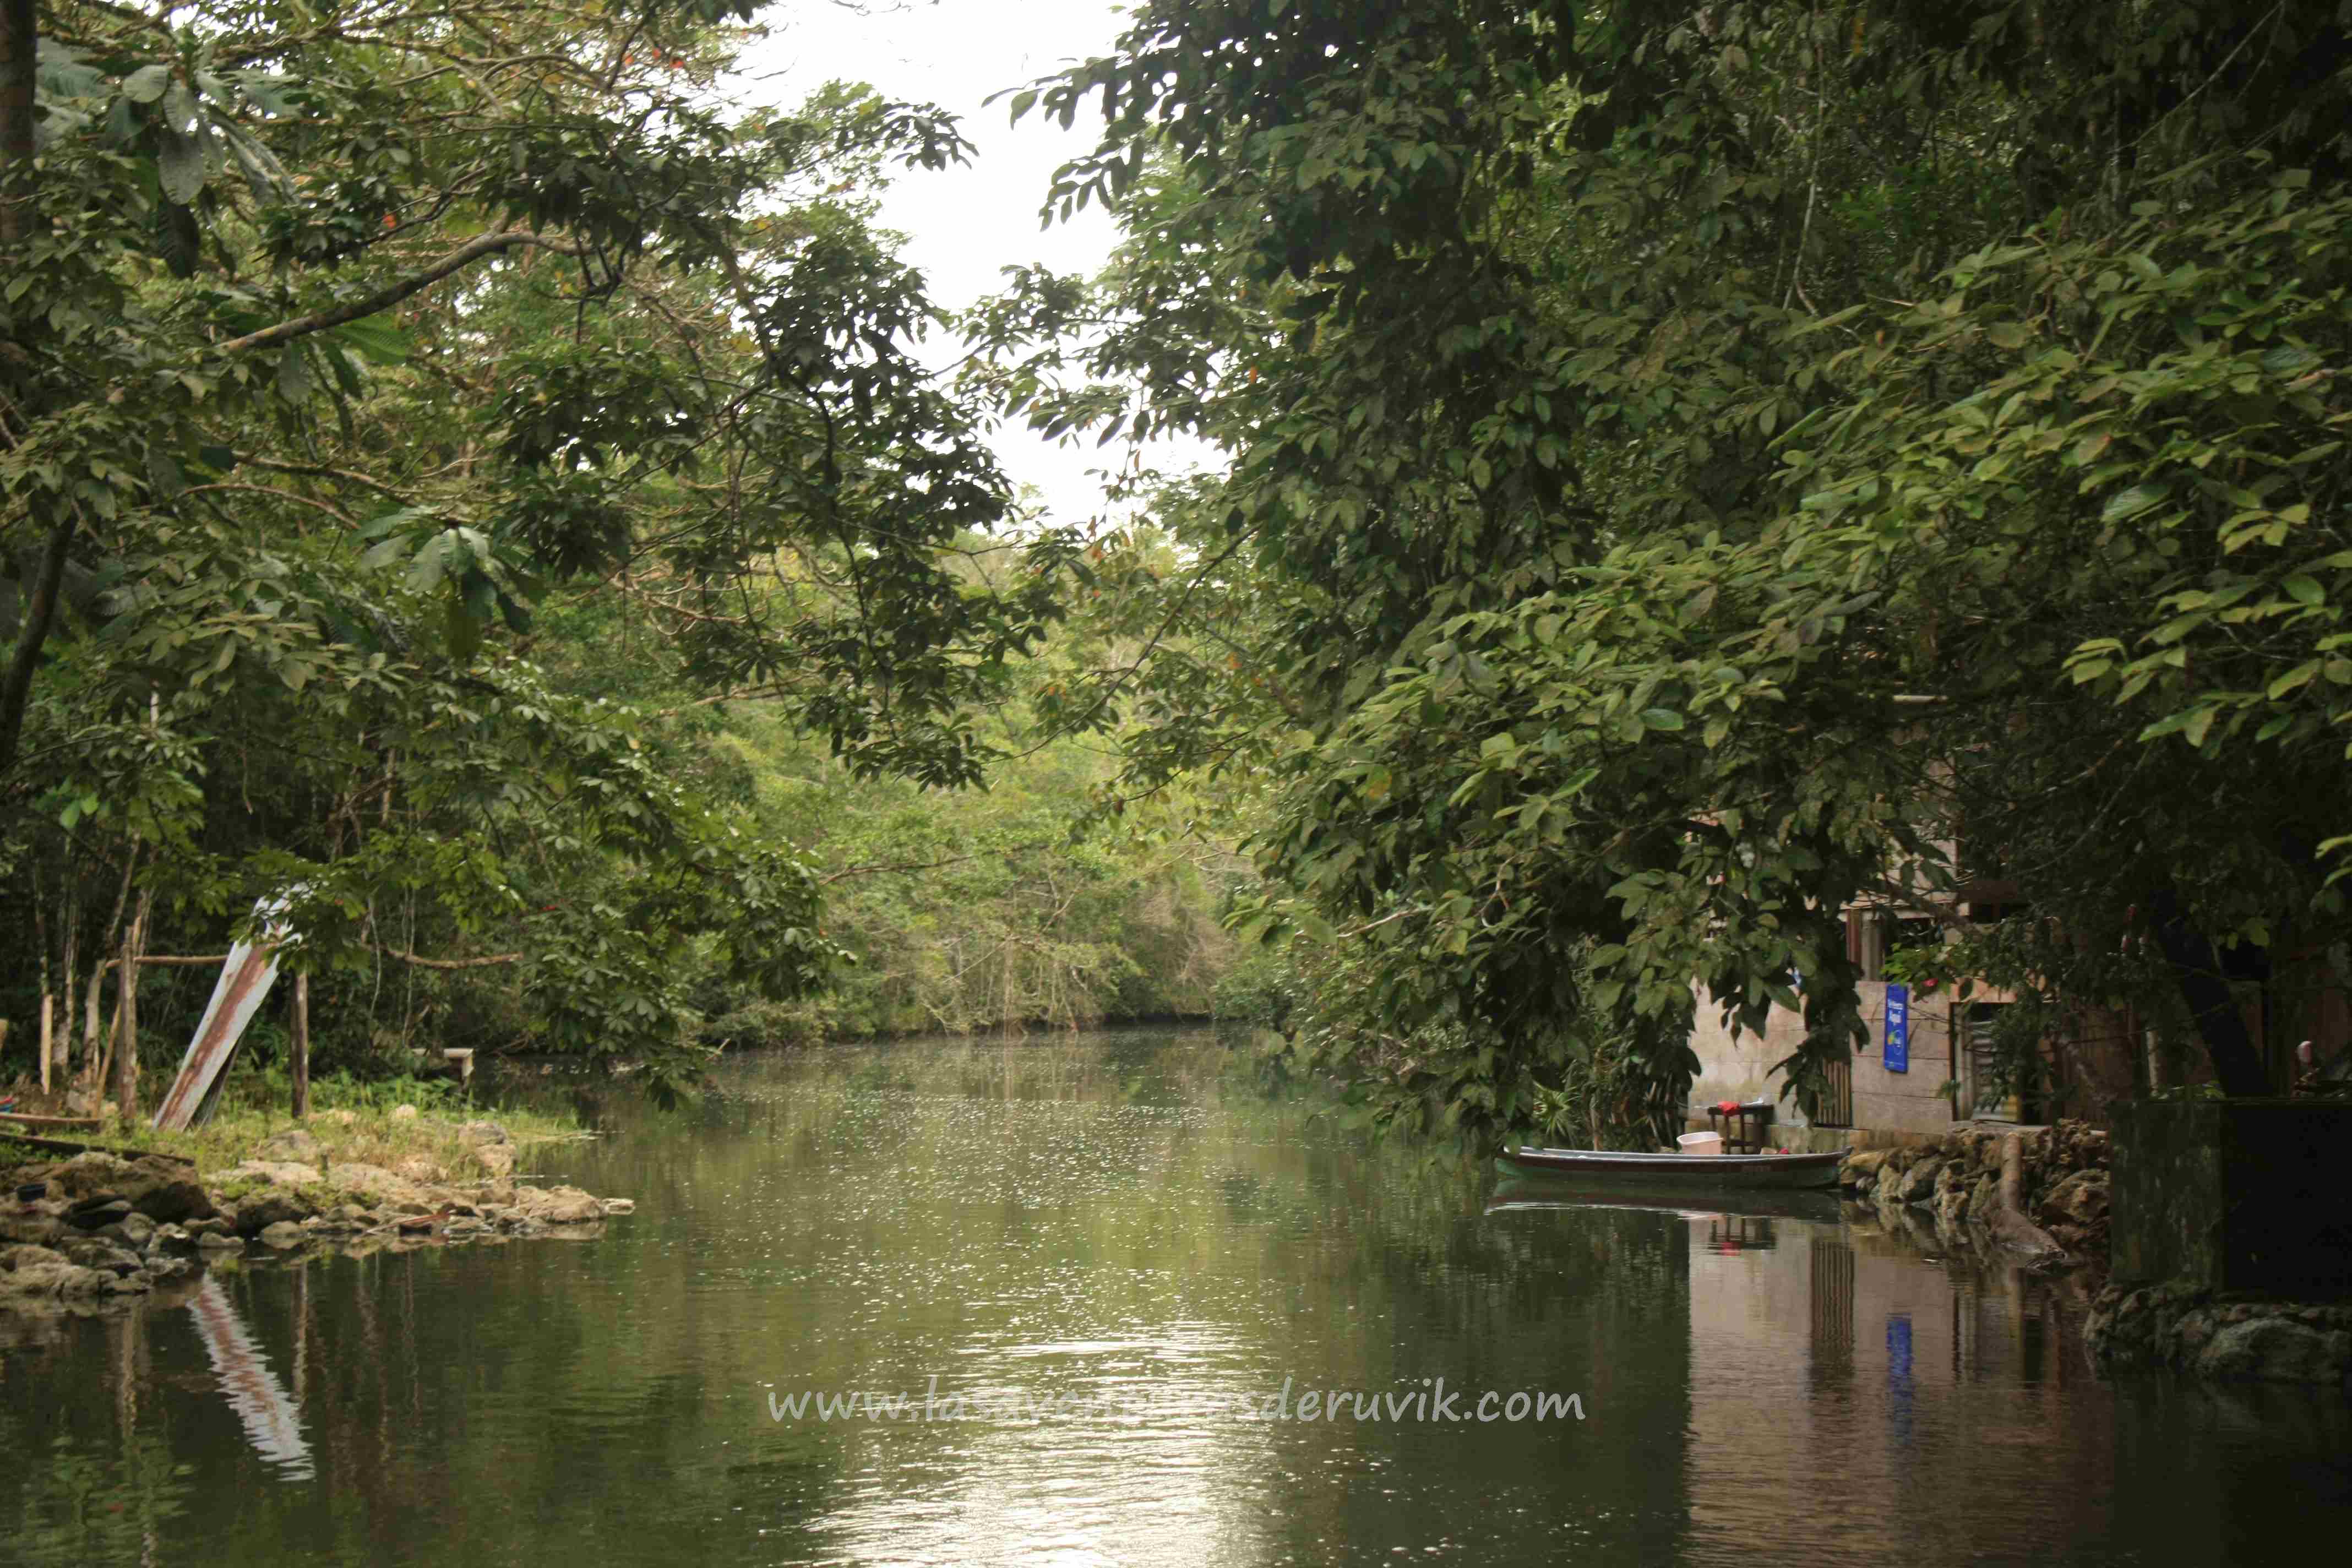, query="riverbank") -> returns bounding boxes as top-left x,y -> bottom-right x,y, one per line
1837,1121 -> 2352,1390
1837,1119 -> 2113,1271
1,1106 -> 628,1316
2087,1281 -> 2352,1389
